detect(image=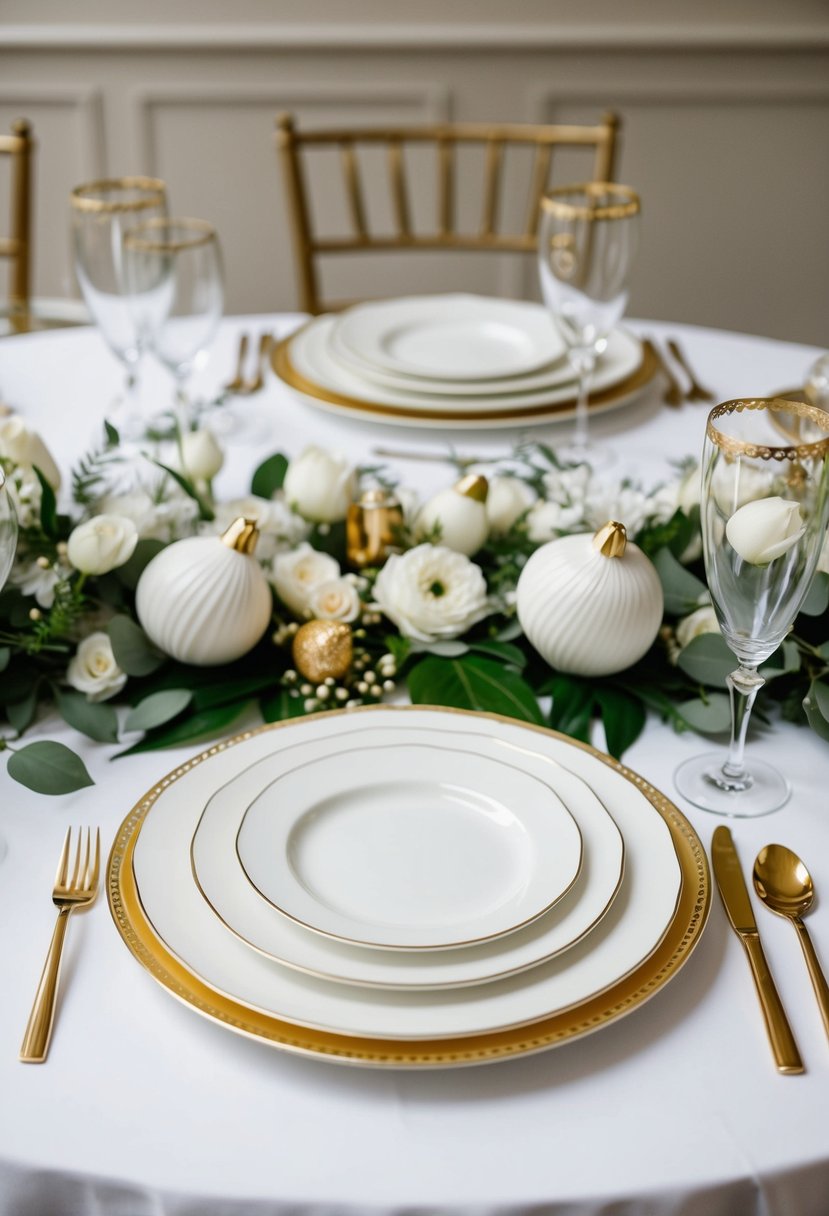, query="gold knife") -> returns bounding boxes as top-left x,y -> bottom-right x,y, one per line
712,825 -> 804,1074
